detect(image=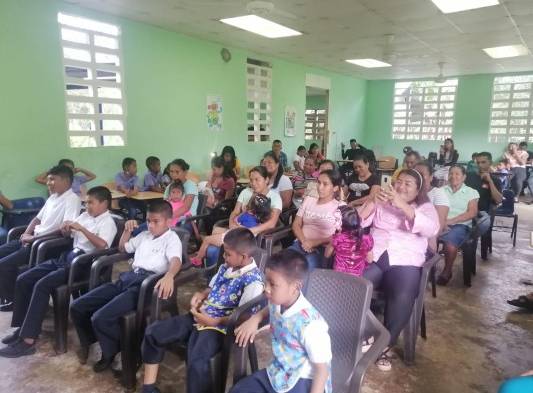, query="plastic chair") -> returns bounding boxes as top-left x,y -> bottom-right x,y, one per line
491,189 -> 518,248
234,269 -> 389,393
31,216 -> 125,353
85,227 -> 191,389
1,197 -> 45,230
